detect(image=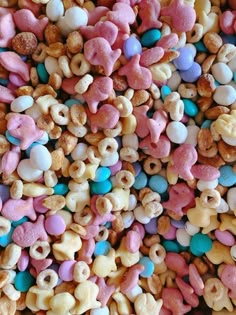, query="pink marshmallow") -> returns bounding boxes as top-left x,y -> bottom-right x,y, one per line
18,0 -> 42,16
156,33 -> 179,50
12,215 -> 48,248
1,145 -> 21,176
82,76 -> 113,113
219,11 -> 236,34
86,104 -> 120,133
7,113 -> 44,150
0,85 -> 15,103
30,258 -> 52,275
0,51 -> 30,82
17,249 -> 30,272
162,183 -> 195,217
162,288 -> 192,315
125,230 -> 141,253
107,2 -> 135,33
147,109 -> 168,143
84,37 -> 121,76
165,252 -> 189,277
176,276 -> 199,308
172,144 -> 198,181
118,54 -> 152,90
161,0 -> 196,32
0,12 -> 16,47
87,6 -> 109,25
120,264 -> 144,293
33,195 -> 49,214
80,20 -> 118,45
96,277 -> 116,307
189,264 -> 204,297
61,77 -> 80,95
139,135 -> 171,159
77,238 -> 95,264
13,9 -> 48,40
9,73 -> 26,87
133,105 -> 150,138
220,265 -> 236,299
137,0 -> 162,34
1,198 -> 36,221
140,46 -> 164,67
190,164 -> 220,181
